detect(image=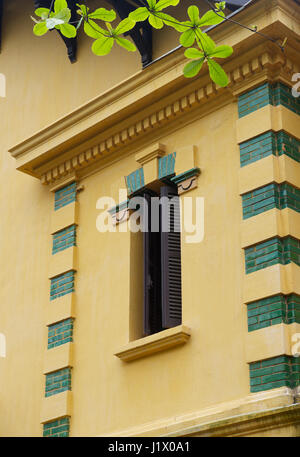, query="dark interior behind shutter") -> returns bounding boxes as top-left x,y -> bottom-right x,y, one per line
160,185 -> 182,328
143,192 -> 162,336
